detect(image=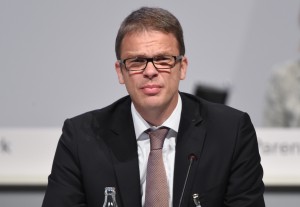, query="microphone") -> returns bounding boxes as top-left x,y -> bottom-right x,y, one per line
178,153 -> 198,207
